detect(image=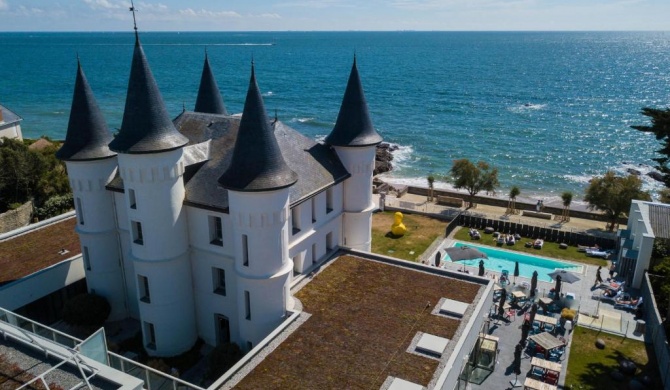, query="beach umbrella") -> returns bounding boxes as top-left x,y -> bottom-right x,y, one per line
478,259 -> 485,277
513,261 -> 520,284
435,251 -> 442,267
530,270 -> 538,298
498,288 -> 507,317
521,322 -> 530,344
554,275 -> 562,298
529,302 -> 538,325
445,246 -> 488,262
513,343 -> 523,376
548,269 -> 580,284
